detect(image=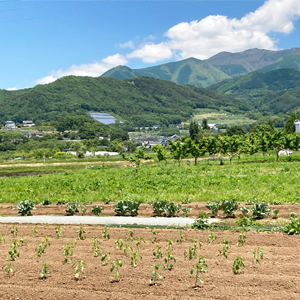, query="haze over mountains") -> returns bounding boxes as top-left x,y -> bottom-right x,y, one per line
102,48 -> 300,88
